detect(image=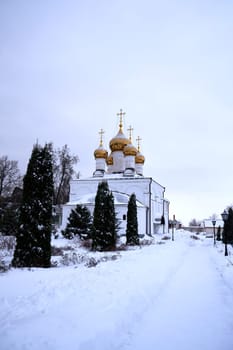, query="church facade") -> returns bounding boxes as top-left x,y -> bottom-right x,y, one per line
62,110 -> 169,236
